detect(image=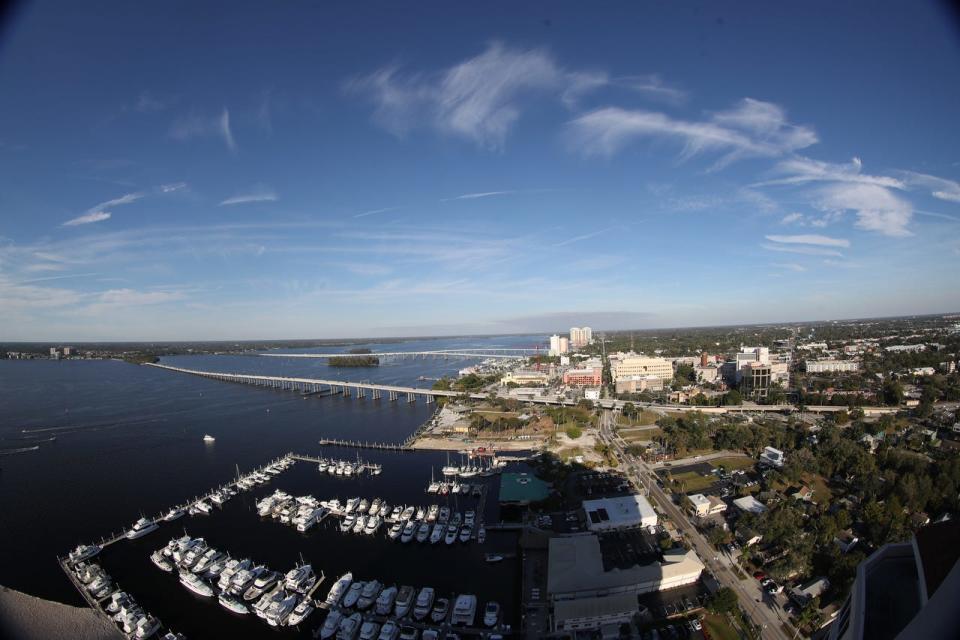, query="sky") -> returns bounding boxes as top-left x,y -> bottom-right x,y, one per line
1,1 -> 959,341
